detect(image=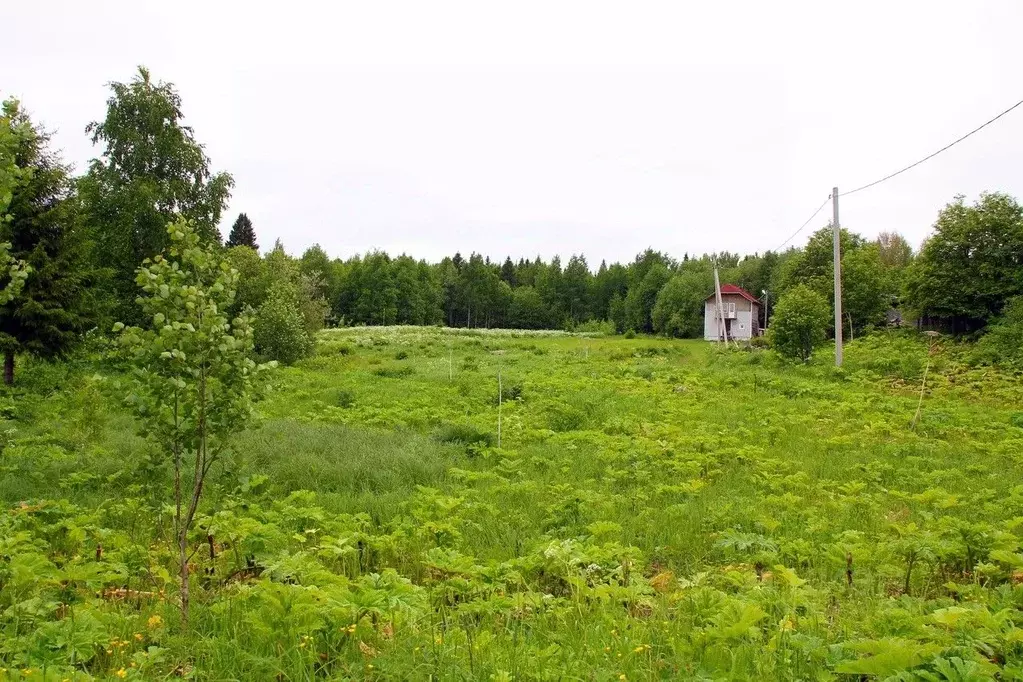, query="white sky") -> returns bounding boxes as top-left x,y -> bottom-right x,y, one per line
5,1 -> 1022,266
